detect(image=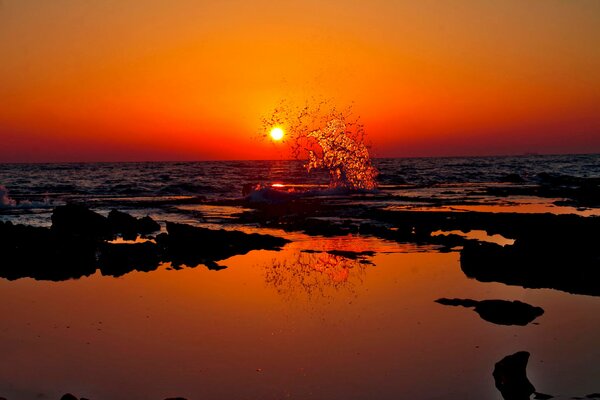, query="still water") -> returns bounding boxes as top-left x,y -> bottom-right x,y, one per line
0,235 -> 598,399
